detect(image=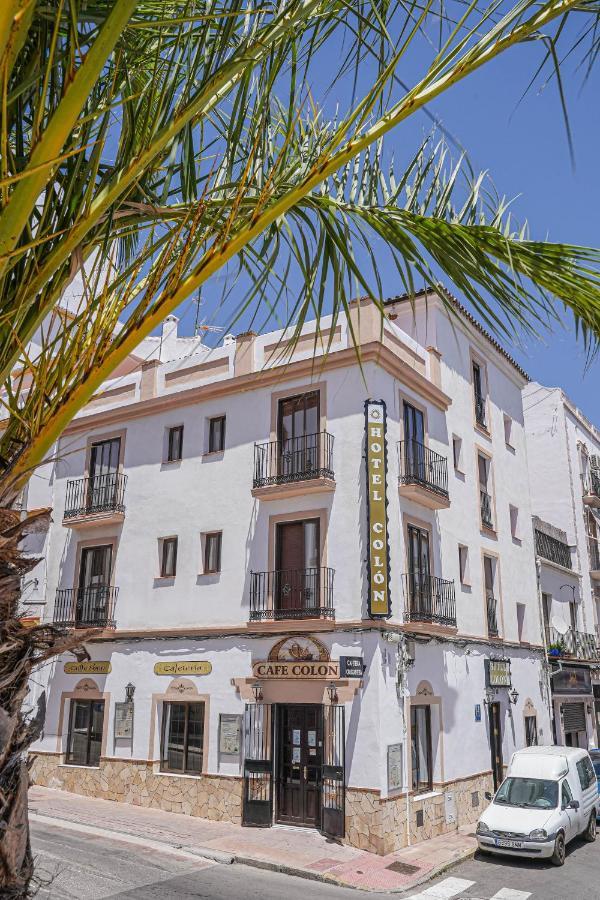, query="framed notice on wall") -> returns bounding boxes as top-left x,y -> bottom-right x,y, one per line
219,714 -> 242,756
114,702 -> 134,741
387,743 -> 403,792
